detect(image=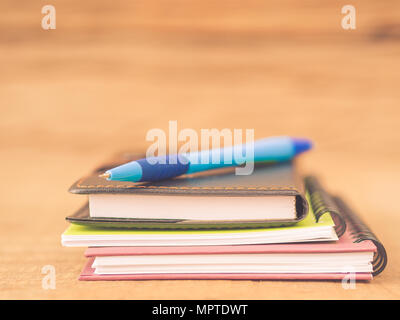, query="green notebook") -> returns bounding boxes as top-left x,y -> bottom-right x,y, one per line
62,194 -> 337,247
